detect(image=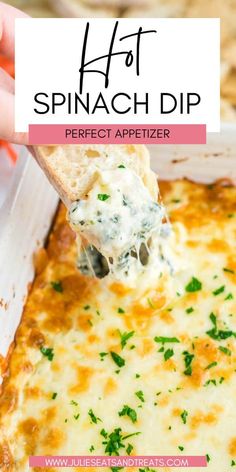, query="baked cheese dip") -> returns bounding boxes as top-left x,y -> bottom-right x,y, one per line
69,167 -> 171,283
0,179 -> 236,472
